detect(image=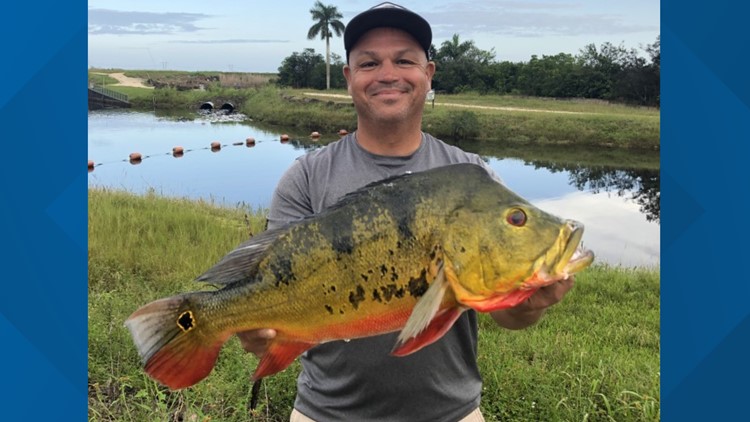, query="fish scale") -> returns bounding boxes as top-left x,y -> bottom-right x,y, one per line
125,163 -> 594,390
